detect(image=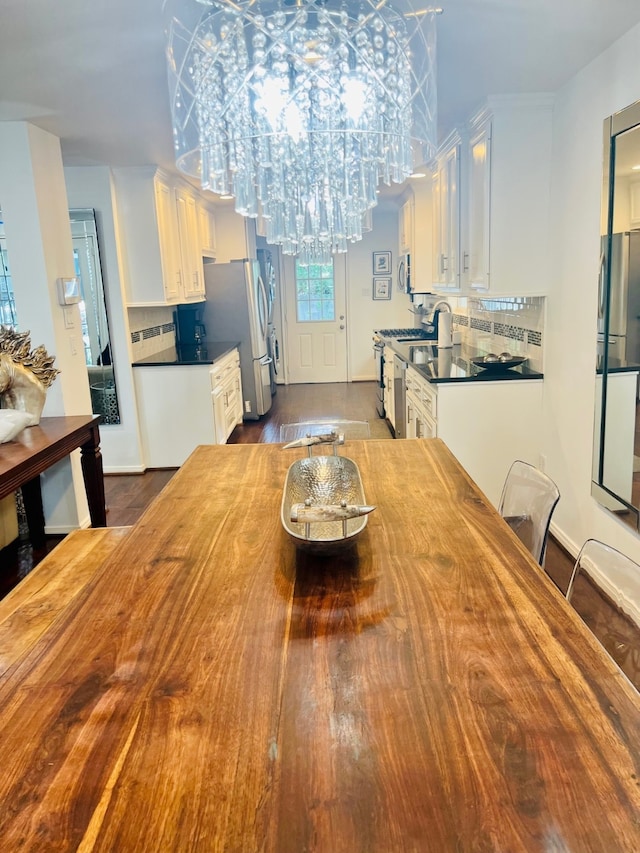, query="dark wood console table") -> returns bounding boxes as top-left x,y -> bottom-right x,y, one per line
0,414 -> 106,546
